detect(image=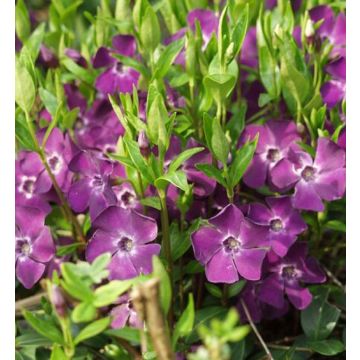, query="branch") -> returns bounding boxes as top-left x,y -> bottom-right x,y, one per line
131,279 -> 174,360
